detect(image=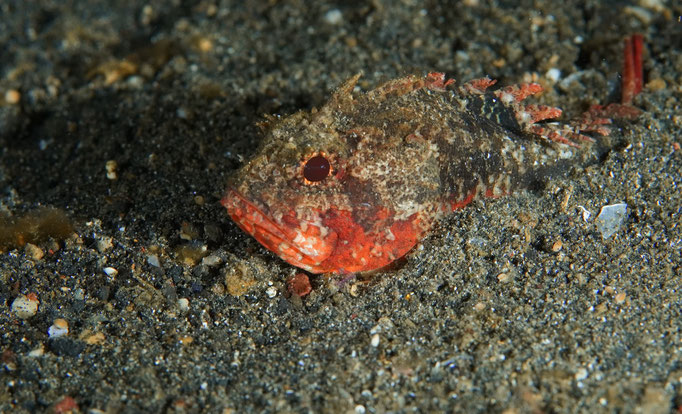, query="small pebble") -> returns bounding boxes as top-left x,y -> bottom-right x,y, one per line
11,294 -> 39,319
497,272 -> 511,283
266,286 -> 278,298
615,292 -> 627,304
595,203 -> 628,239
24,243 -> 44,260
52,395 -> 79,414
97,237 -> 114,252
147,254 -> 160,267
324,9 -> 343,25
645,77 -> 666,92
201,254 -> 222,267
545,68 -> 561,82
105,160 -> 118,180
48,318 -> 69,338
370,333 -> 380,347
288,273 -> 312,297
4,89 -> 20,104
177,298 -> 190,312
575,368 -> 588,381
551,239 -> 563,252
103,267 -> 118,276
83,332 -> 105,345
197,37 -> 213,52
127,76 -> 144,88
176,107 -> 189,119
28,344 -> 45,357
